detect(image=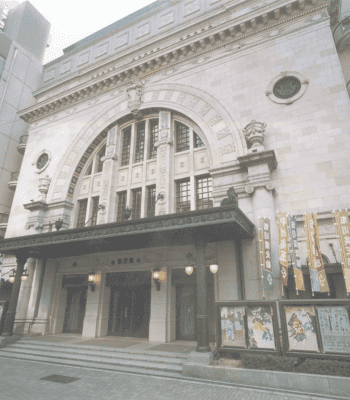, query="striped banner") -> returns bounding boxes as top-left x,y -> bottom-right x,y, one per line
276,212 -> 289,286
304,213 -> 329,293
289,216 -> 305,292
259,217 -> 274,291
333,210 -> 350,295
